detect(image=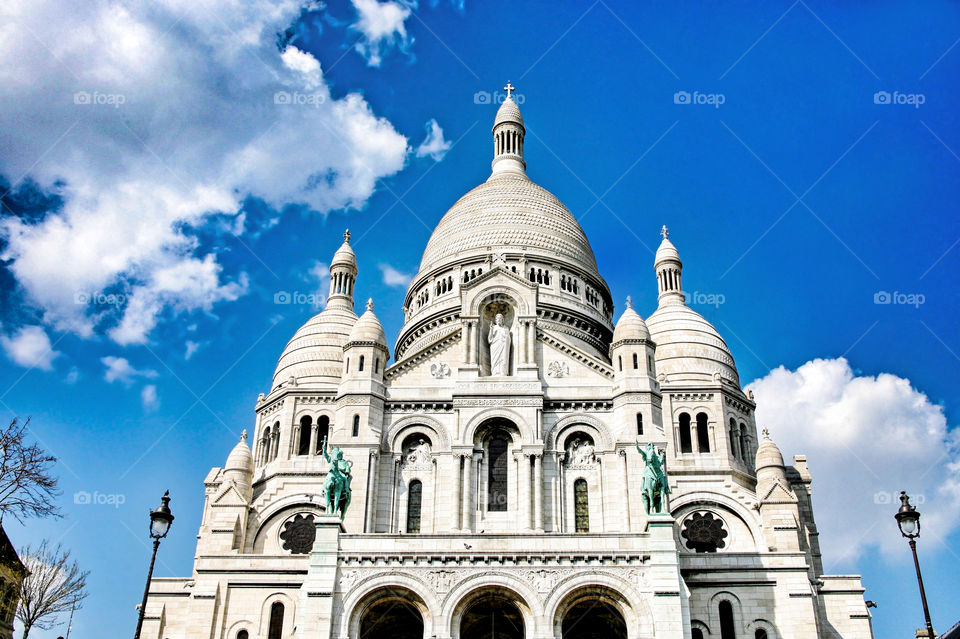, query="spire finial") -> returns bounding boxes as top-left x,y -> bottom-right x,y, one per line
366,298 -> 374,311
625,296 -> 633,309
343,229 -> 351,244
241,429 -> 247,441
762,427 -> 770,439
504,81 -> 515,99
661,225 -> 669,240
